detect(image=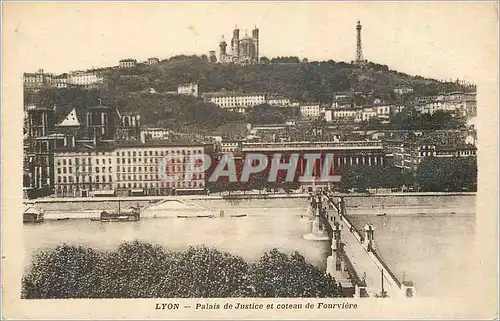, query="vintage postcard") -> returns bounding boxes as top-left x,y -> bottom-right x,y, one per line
2,1 -> 498,319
